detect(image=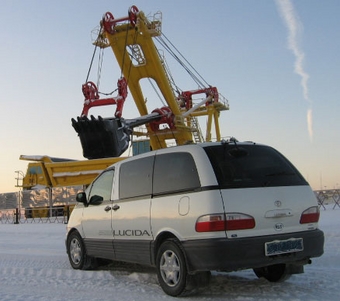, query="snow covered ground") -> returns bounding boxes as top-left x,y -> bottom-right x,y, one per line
0,205 -> 339,301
